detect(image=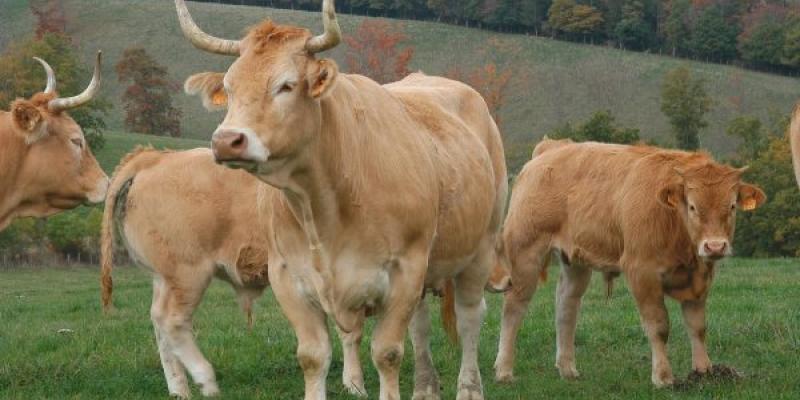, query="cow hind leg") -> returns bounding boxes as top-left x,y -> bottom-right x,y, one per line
337,324 -> 366,397
453,249 -> 492,400
151,278 -> 190,398
409,299 -> 440,400
494,239 -> 550,383
156,273 -> 219,397
554,262 -> 592,379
